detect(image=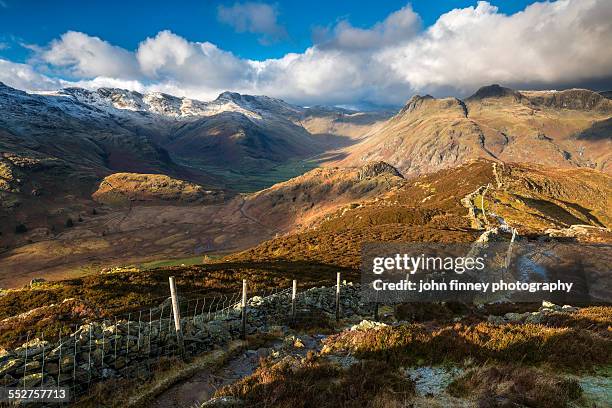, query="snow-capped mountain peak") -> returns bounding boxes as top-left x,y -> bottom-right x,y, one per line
38,86 -> 289,120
